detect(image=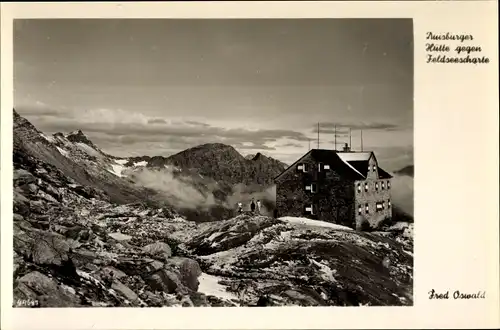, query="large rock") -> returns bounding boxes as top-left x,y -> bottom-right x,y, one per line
114,258 -> 164,276
142,242 -> 172,261
108,232 -> 132,242
145,269 -> 184,294
166,257 -> 202,291
14,169 -> 36,186
13,230 -> 77,267
111,280 -> 139,303
14,271 -> 80,307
